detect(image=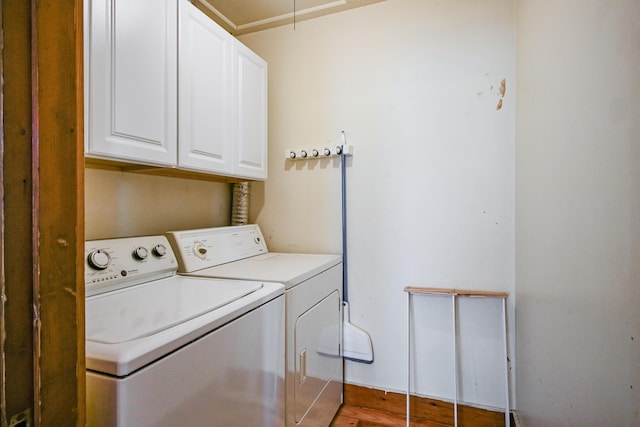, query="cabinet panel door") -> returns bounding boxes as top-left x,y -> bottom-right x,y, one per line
86,0 -> 177,165
178,0 -> 233,174
234,42 -> 268,180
